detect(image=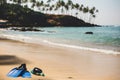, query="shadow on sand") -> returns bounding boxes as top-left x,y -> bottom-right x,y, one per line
0,55 -> 26,65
